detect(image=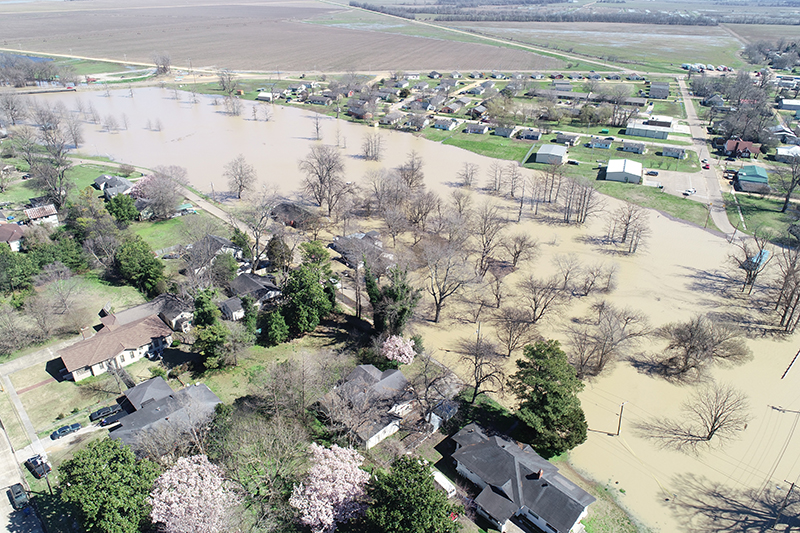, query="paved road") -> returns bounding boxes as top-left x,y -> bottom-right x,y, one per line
0,422 -> 44,533
677,78 -> 736,235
